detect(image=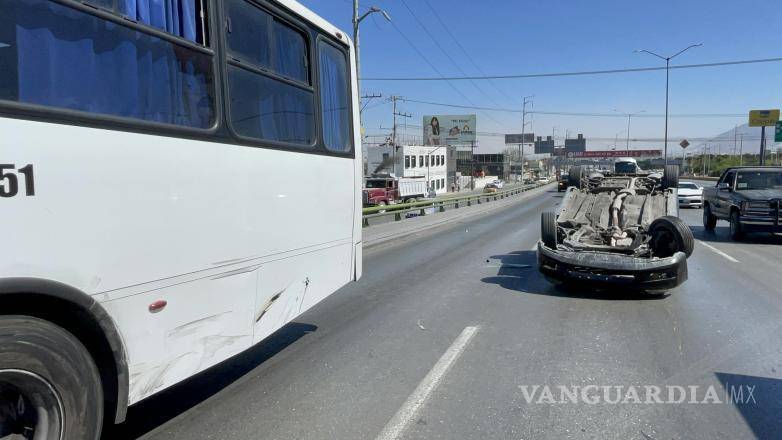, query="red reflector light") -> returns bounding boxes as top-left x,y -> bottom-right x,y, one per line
148,300 -> 167,313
